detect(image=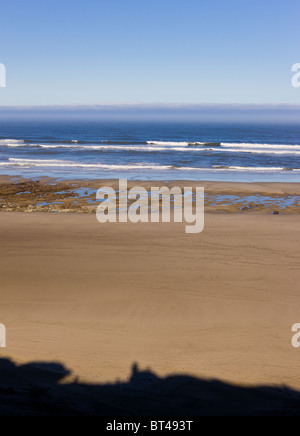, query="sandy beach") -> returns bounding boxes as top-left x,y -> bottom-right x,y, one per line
0,180 -> 300,414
